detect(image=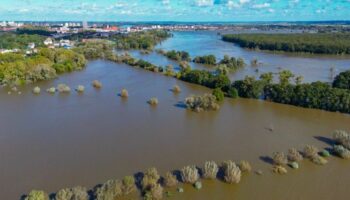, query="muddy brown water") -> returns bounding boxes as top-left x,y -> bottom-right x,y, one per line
0,60 -> 349,199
